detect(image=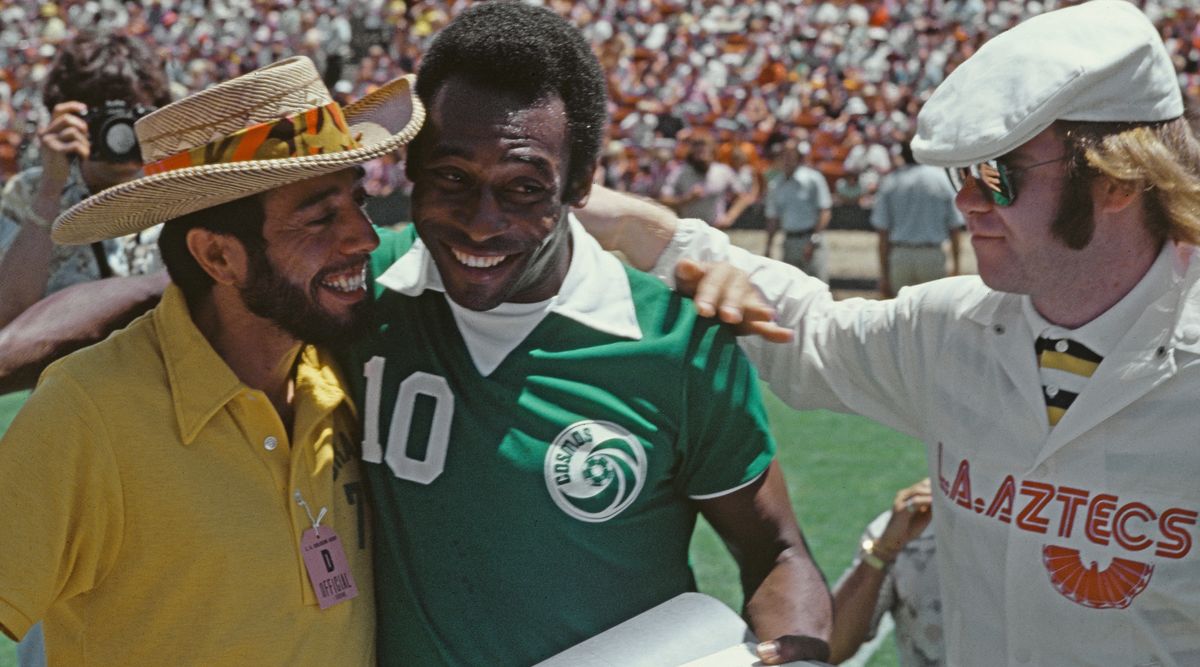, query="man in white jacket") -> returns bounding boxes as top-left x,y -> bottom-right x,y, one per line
583,2 -> 1200,665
